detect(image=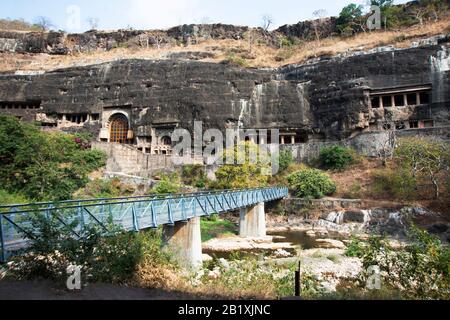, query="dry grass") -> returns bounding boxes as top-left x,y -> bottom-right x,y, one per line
133,259 -> 279,299
329,158 -> 382,200
1,16 -> 448,73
